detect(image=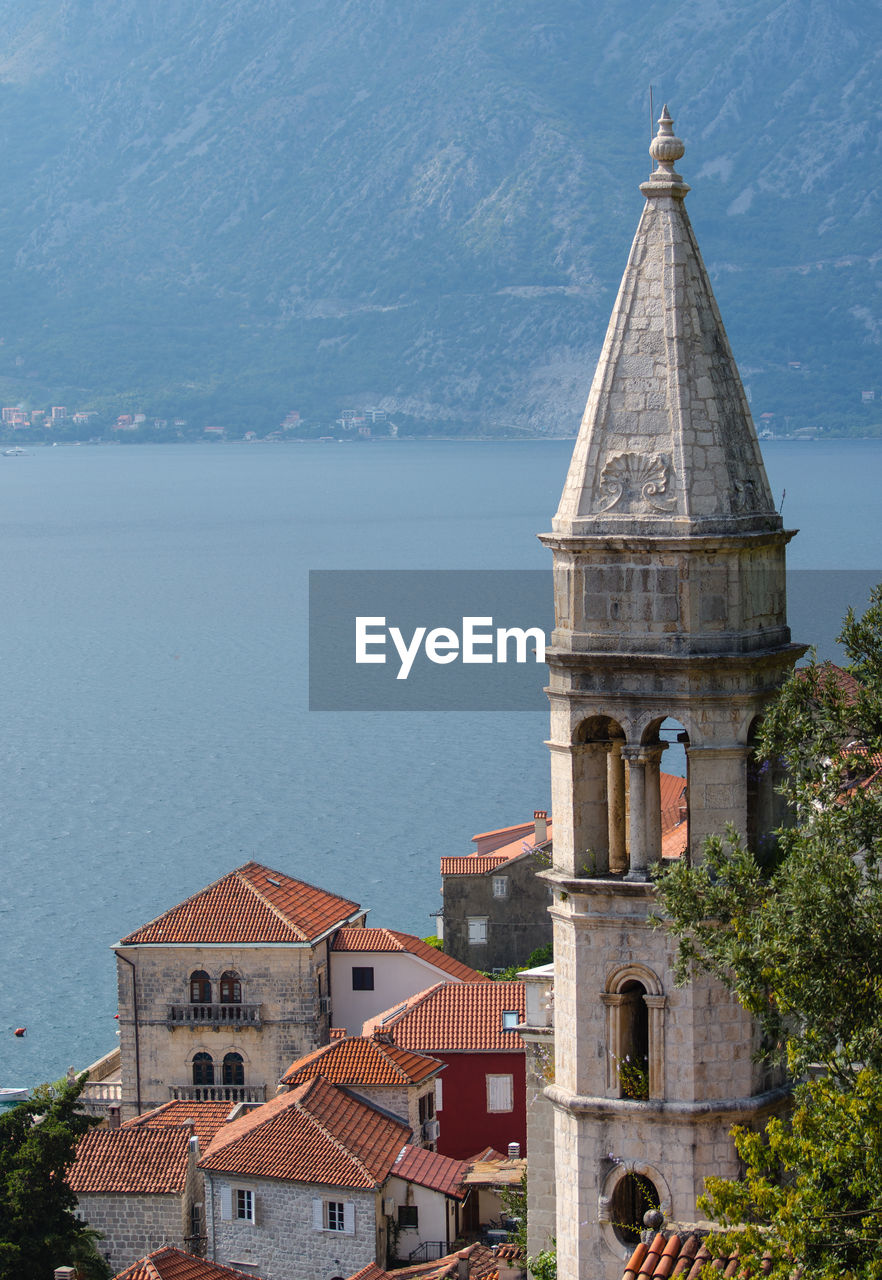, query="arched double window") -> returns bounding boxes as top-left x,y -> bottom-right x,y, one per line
190,971 -> 212,1004
601,965 -> 666,1100
220,971 -> 242,1004
192,1052 -> 214,1086
222,1052 -> 245,1086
